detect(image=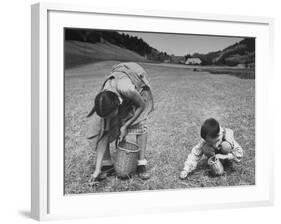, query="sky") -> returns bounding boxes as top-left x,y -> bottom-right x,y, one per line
121,31 -> 243,56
